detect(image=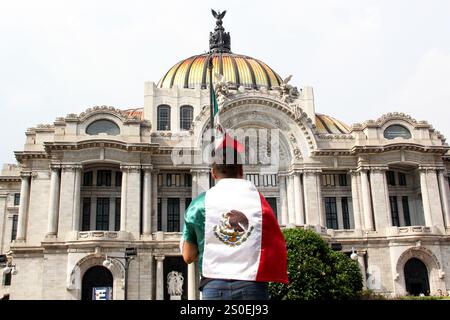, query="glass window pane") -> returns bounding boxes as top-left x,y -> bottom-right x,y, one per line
180,105 -> 193,130
384,125 -> 412,139
167,198 -> 180,232
82,198 -> 91,231
86,120 -> 120,135
157,105 -> 171,131
325,197 -> 338,229
14,193 -> 20,206
96,198 -> 110,231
